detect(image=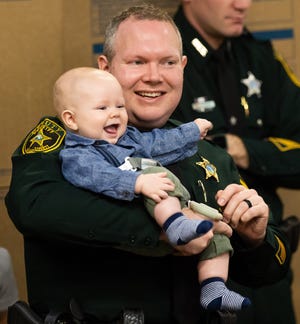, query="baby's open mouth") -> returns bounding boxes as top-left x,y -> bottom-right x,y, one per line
104,124 -> 119,134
